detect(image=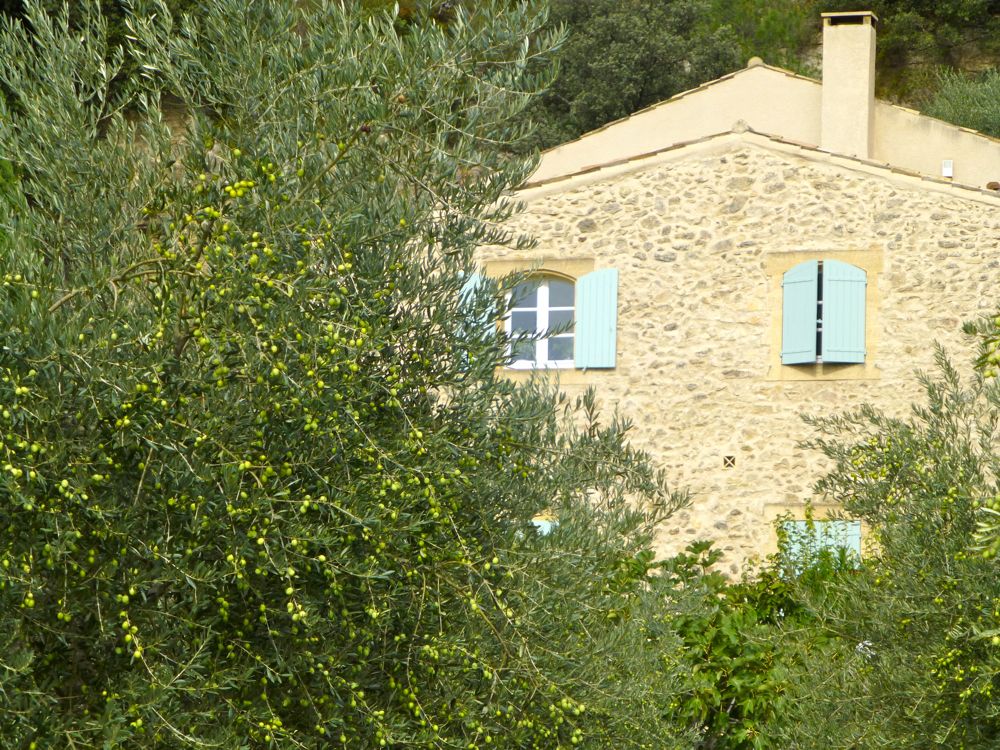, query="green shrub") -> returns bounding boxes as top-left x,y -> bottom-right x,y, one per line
769,351 -> 1000,748
661,542 -> 813,749
926,68 -> 1000,138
